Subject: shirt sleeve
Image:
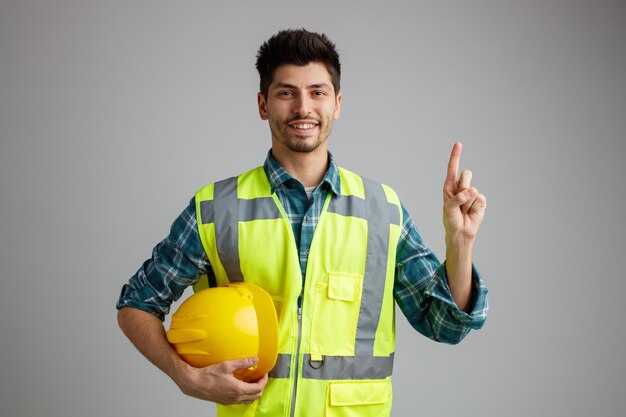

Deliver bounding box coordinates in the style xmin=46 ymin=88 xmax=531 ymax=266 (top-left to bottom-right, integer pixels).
xmin=115 ymin=197 xmax=213 ymax=321
xmin=393 ymin=203 xmax=489 ymax=344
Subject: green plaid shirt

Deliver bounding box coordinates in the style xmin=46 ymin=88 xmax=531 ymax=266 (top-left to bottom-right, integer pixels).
xmin=117 ymin=151 xmax=488 ymax=344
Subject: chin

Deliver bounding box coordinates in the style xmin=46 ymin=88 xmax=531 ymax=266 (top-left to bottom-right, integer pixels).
xmin=283 ymin=136 xmax=322 ymax=153
xmin=289 ymin=142 xmax=322 ymax=153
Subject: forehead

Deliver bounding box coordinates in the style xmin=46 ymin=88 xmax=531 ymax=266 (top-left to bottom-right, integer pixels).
xmin=270 ymin=63 xmax=334 ymax=90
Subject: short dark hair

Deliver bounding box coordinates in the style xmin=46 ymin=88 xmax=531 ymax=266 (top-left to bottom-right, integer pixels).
xmin=255 ymin=29 xmax=341 ymax=97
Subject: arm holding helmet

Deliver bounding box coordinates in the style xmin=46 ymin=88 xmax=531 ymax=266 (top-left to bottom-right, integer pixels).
xmin=117 ymin=307 xmax=267 ymax=404
xmin=116 ymin=200 xmax=268 ymax=404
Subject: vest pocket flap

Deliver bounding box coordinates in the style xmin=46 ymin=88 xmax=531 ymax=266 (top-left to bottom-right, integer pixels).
xmin=328 ymin=273 xmax=361 ymax=301
xmin=329 ymin=380 xmax=391 ymax=406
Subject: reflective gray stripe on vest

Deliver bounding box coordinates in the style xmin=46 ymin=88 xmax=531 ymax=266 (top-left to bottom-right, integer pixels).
xmin=201 ymin=177 xmax=282 ymax=282
xmin=239 ymin=198 xmax=282 ymax=221
xmin=327 ymin=195 xmax=367 ymax=219
xmin=352 ymin=179 xmax=397 ymax=357
xmin=327 ymin=194 xmax=400 ymax=226
xmin=212 ymin=177 xmax=243 ymax=282
xmin=200 ymin=200 xmax=215 ymax=223
xmin=200 ymin=198 xmax=281 ymax=224
xmin=269 ymin=353 xmax=394 ymax=380
xmin=268 ymin=353 xmax=291 ymax=378
xmin=303 ymin=353 xmax=394 ymax=380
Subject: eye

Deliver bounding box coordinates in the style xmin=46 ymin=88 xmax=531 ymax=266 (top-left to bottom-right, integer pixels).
xmin=278 ymin=90 xmax=294 ymax=97
xmin=313 ymin=90 xmax=326 ymax=96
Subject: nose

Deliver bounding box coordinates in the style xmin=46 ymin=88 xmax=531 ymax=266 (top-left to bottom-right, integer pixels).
xmin=293 ymin=94 xmax=312 ymax=117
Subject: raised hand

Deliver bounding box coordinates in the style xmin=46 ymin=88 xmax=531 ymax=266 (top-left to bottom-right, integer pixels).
xmin=443 ymin=142 xmax=487 ymax=246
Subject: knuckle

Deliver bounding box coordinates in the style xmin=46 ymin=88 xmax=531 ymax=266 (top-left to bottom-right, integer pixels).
xmin=229 ymin=385 xmax=245 ymax=396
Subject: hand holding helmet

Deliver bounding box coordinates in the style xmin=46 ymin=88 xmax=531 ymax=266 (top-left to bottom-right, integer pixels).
xmin=166 ymin=282 xmax=279 ymax=382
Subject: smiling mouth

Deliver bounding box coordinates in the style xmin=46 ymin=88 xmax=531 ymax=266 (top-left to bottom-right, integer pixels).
xmin=290 ymin=123 xmax=317 ymax=129
xmin=287 ymin=120 xmax=319 ymax=135
xmin=288 ymin=118 xmax=319 ymax=127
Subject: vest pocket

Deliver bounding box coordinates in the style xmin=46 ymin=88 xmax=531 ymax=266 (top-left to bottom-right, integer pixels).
xmin=310 ymin=272 xmax=363 ymax=355
xmin=217 ymin=400 xmax=257 ymax=417
xmin=326 ymin=380 xmax=392 ymax=417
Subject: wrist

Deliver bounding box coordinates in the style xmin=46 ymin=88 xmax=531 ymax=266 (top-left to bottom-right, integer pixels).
xmin=166 ymin=351 xmax=193 ymax=388
xmin=444 ymin=241 xmax=474 ymax=313
xmin=445 ymin=233 xmax=475 ymax=256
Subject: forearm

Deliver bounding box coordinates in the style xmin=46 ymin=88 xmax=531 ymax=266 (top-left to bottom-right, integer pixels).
xmin=445 ymin=237 xmax=474 ymax=312
xmin=117 ymin=307 xmax=187 ymax=384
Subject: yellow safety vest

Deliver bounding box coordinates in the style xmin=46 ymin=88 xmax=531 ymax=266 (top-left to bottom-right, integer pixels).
xmin=193 ymin=165 xmax=402 ymax=417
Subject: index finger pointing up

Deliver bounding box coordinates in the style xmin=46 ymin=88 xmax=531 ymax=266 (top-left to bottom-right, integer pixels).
xmin=446 ymin=142 xmax=463 ymax=182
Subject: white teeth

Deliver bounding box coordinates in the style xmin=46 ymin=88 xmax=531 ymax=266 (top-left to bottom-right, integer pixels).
xmin=290 ymin=123 xmax=316 ymax=129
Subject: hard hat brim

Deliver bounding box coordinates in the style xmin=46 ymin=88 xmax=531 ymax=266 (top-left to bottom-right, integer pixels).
xmin=227 ymin=282 xmax=279 ymax=382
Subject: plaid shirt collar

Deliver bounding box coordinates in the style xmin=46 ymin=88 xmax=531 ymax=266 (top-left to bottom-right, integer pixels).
xmin=263 ymin=149 xmax=341 ymax=196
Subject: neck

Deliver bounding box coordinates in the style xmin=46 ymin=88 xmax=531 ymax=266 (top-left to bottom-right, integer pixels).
xmin=271 ymin=145 xmax=329 ymax=187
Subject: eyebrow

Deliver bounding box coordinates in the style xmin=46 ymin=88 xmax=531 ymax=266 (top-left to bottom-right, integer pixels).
xmin=275 ymin=82 xmax=332 ymax=90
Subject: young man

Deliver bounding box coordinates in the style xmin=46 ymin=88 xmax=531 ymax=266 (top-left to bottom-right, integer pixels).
xmin=117 ymin=29 xmax=488 ymax=417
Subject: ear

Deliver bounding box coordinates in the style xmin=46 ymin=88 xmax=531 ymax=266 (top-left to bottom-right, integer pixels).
xmin=258 ymin=93 xmax=268 ymax=120
xmin=333 ymin=92 xmax=342 ymax=120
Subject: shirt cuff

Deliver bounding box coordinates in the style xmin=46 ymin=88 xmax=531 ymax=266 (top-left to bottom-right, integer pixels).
xmin=424 ymin=261 xmax=489 ymax=330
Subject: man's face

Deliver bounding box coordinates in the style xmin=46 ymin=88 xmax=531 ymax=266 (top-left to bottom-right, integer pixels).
xmin=258 ymin=63 xmax=342 ymax=154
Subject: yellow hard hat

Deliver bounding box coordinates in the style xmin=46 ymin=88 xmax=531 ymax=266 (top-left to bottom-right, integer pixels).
xmin=166 ymin=282 xmax=278 ymax=382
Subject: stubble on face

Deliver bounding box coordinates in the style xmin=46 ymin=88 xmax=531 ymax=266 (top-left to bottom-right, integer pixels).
xmin=269 ymin=113 xmax=332 ymax=153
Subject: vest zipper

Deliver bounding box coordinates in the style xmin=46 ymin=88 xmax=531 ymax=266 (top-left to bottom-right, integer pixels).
xmin=289 ymin=303 xmax=303 ymax=417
